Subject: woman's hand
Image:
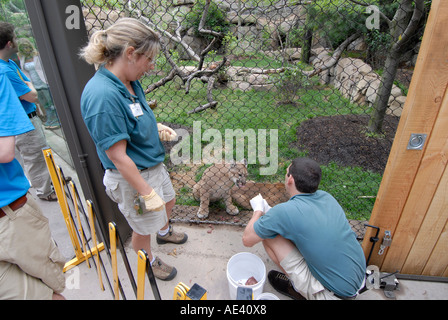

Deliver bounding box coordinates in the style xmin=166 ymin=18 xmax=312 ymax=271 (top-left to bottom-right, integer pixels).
xmin=157 ymin=123 xmax=177 ymax=141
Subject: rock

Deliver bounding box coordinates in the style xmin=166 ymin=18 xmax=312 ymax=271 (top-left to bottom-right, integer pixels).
xmin=366 ymin=79 xmax=381 ymax=104
xmin=387 ymin=95 xmax=406 ymax=117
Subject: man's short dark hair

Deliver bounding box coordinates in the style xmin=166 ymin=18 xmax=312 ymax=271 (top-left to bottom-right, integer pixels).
xmin=0 ymin=22 xmax=15 ymax=50
xmin=288 ymin=157 xmax=322 ymax=193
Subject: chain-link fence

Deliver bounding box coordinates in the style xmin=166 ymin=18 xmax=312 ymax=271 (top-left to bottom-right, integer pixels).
xmin=1 ymin=0 xmax=429 ymax=236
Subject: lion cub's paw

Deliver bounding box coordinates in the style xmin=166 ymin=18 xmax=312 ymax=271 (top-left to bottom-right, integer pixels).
xmin=197 ymin=209 xmax=209 ymax=219
xmin=226 ymin=206 xmax=239 ymax=216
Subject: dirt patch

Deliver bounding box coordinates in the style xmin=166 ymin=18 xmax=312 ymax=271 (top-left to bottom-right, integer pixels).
xmin=292 ymin=114 xmax=400 ymax=174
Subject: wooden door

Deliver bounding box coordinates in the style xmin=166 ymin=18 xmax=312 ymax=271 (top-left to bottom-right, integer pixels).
xmin=361 ymin=0 xmax=448 ymax=277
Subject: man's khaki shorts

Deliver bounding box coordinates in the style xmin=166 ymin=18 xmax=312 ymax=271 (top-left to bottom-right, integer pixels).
xmin=280 ymin=247 xmax=339 ymax=300
xmin=103 ymin=163 xmax=176 ymax=236
xmin=0 ymin=194 xmax=66 ymax=300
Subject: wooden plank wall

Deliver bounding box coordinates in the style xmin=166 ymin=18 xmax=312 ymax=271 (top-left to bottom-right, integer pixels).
xmin=361 ymin=0 xmax=448 ymax=277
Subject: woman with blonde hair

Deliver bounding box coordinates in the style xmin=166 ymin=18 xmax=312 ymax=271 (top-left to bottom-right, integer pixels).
xmin=80 ymin=18 xmax=186 ymax=281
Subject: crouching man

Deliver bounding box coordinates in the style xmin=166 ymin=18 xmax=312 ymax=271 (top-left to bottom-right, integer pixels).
xmin=243 ymin=157 xmax=365 ymax=300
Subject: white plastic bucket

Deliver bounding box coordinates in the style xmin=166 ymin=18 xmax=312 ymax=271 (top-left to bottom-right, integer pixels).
xmin=256 ymin=292 xmax=280 ymax=300
xmin=226 ymin=252 xmax=266 ymax=300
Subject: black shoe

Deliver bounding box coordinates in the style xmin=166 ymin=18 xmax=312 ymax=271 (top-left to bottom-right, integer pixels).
xmin=39 ymin=191 xmax=58 ymax=202
xmin=268 ymin=270 xmax=306 ymax=300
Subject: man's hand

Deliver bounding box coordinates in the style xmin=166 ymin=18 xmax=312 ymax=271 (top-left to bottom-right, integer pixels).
xmin=250 ymin=194 xmax=271 ymax=214
xmin=157 ymin=123 xmax=177 ymax=141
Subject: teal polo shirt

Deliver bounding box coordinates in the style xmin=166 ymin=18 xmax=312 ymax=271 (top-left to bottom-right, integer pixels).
xmin=254 ymin=190 xmax=366 ymax=297
xmin=81 ymin=67 xmax=165 ymax=170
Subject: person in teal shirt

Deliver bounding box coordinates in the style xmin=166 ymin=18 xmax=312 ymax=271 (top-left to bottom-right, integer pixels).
xmin=80 ymin=18 xmax=187 ymax=281
xmin=243 ymin=157 xmax=366 ymax=300
xmin=81 ymin=66 xmax=165 ymax=170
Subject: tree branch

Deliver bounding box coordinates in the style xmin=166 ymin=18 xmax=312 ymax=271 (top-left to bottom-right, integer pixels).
xmin=394 ymin=0 xmax=425 ymax=51
xmin=132 ymin=7 xmax=201 ymax=61
xmin=185 ymin=57 xmax=227 ymax=94
xmin=187 ymin=75 xmax=218 ymax=114
xmin=306 ymin=32 xmax=362 ymax=77
xmin=137 ymin=0 xmax=227 ymax=112
xmin=198 ymin=0 xmax=225 ymax=39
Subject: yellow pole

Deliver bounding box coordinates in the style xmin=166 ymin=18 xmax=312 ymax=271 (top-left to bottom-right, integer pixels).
xmin=69 ymin=181 xmax=90 ymax=268
xmin=137 ymin=250 xmax=148 ymax=300
xmin=42 ymin=148 xmax=105 ymax=273
xmin=87 ymin=200 xmax=104 ymax=291
xmin=42 ymin=149 xmax=82 ymax=261
xmin=109 ymin=222 xmax=119 ymax=300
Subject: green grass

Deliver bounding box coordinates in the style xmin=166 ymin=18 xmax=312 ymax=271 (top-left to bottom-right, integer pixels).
xmin=320 ymin=162 xmax=381 ymax=220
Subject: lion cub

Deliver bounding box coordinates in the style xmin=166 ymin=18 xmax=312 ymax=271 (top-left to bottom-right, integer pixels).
xmin=231 ymin=181 xmax=289 ymax=210
xmin=193 ymin=160 xmax=248 ymax=219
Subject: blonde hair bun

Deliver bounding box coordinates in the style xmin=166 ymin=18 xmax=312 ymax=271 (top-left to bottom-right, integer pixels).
xmin=80 ymin=17 xmax=160 ymax=66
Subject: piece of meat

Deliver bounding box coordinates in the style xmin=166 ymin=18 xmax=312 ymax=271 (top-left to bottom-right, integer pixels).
xmin=245 ymin=276 xmax=258 ymax=285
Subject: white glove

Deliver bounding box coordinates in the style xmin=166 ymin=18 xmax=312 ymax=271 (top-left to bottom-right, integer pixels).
xmin=262 ymin=199 xmax=272 ymax=213
xmin=250 ymin=193 xmax=271 ymax=213
xmin=157 ymin=123 xmax=177 ymax=141
xmin=141 ymin=189 xmax=166 ymax=212
xmin=250 ymin=194 xmax=264 ymax=212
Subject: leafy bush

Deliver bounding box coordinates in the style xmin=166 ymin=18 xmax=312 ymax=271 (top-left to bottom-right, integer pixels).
xmin=274 ymin=61 xmax=313 ymax=106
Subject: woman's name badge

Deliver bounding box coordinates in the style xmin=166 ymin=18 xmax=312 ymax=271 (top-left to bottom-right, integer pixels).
xmin=129 ymin=102 xmax=143 ymax=117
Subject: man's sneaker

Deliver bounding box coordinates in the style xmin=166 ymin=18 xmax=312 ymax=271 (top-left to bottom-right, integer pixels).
xmin=267 ymin=270 xmax=306 ymax=300
xmin=152 ymin=256 xmax=177 ymax=281
xmin=156 ymin=225 xmax=188 ymax=245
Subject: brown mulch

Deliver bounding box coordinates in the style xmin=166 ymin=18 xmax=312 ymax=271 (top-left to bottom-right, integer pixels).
xmin=292 ymin=114 xmax=400 ymax=174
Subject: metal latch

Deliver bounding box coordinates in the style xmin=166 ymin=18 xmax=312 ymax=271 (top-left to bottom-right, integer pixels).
xmin=378 ymin=230 xmax=392 ymax=255
xmin=380 ymin=271 xmax=400 ymax=299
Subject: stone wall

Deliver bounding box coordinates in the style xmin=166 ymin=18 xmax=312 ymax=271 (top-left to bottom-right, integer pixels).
xmin=311 ymin=49 xmax=406 ymax=117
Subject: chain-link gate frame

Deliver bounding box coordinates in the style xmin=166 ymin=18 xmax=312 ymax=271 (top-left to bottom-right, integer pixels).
xmin=79 ymin=0 xmax=428 ymax=238
xmin=1 ymin=0 xmax=429 ymax=239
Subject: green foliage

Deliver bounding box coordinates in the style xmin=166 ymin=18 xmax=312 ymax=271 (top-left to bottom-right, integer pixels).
xmin=183 ymin=0 xmax=230 ymax=40
xmin=307 ymin=0 xmax=368 ymax=48
xmin=0 ymin=0 xmax=33 ymax=41
xmin=365 ymin=28 xmax=392 ymax=52
xmin=273 ymin=61 xmax=313 ymax=105
xmin=306 ymin=0 xmax=399 ymax=50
